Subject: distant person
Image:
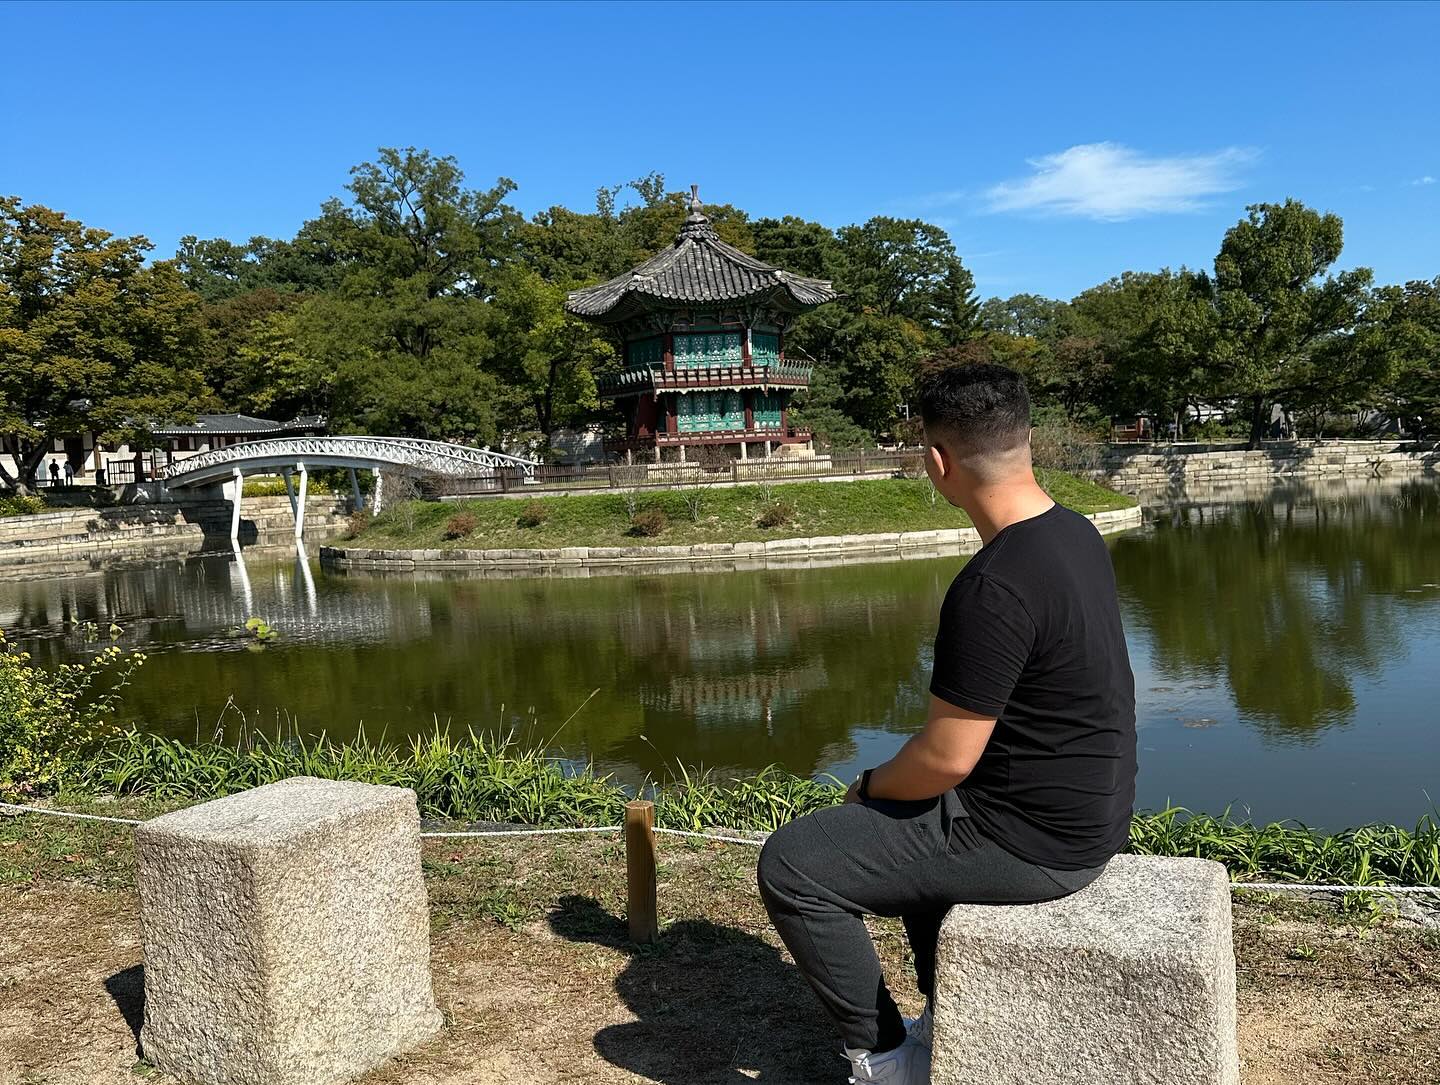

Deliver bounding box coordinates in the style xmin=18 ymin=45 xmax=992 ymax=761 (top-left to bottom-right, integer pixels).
xmin=48 ymin=461 xmax=60 ymax=488
xmin=63 ymin=461 xmax=75 ymax=486
xmin=758 ymin=362 xmax=1137 ymax=1085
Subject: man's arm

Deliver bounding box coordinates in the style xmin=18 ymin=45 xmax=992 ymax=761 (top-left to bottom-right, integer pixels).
xmin=846 ymin=694 xmax=996 ymax=803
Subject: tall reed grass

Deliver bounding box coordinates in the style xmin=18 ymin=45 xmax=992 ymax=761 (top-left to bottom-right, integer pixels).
xmin=85 ymin=728 xmax=1439 ymax=887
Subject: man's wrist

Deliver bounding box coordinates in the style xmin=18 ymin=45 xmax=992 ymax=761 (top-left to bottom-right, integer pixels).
xmin=858 ymin=768 xmax=875 ymax=801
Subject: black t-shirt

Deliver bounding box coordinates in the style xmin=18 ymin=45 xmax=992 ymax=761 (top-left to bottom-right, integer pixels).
xmin=929 ymin=504 xmax=1136 ymax=870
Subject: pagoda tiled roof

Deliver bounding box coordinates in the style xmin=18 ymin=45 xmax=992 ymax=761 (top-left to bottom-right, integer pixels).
xmin=565 ymin=193 xmax=838 ymax=322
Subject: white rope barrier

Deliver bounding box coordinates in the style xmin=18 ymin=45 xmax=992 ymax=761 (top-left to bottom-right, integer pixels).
xmin=654 ymin=827 xmax=770 ymax=847
xmin=0 ymin=802 xmax=145 ymax=826
xmin=419 ymin=826 xmax=621 ymax=839
xmin=1 ymin=802 xmax=1436 ymax=897
xmin=1231 ymin=882 xmax=1440 ymax=895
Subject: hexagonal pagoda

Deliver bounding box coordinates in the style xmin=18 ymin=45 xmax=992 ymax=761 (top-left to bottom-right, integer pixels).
xmin=564 ymin=187 xmax=839 ymax=461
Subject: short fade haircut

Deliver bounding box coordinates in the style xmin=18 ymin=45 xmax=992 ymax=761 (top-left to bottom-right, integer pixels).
xmin=915 ymin=361 xmax=1031 ymax=455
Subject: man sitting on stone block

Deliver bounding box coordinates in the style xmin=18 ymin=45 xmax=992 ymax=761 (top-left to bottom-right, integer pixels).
xmin=758 ymin=361 xmax=1137 ymax=1085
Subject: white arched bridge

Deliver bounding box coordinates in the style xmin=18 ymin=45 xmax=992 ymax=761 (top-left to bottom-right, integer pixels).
xmin=163 ymin=436 xmax=540 ymax=541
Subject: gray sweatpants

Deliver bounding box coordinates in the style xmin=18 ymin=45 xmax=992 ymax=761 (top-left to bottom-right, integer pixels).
xmin=757 ymin=789 xmax=1105 ymax=1052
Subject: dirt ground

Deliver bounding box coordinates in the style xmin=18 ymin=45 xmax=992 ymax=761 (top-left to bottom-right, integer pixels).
xmin=1 ymin=810 xmax=1437 ymax=1085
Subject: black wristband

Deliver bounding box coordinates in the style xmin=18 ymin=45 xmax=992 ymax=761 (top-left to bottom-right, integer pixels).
xmin=858 ymin=768 xmax=875 ymax=801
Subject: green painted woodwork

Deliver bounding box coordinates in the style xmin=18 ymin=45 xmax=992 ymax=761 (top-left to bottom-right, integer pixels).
xmin=677 ymin=390 xmax=745 ymax=433
xmin=753 ymin=391 xmax=784 ymax=431
xmin=674 ymin=331 xmax=742 ymax=369
xmin=752 ymin=332 xmax=780 ymax=367
xmin=628 ymin=336 xmax=663 ymax=370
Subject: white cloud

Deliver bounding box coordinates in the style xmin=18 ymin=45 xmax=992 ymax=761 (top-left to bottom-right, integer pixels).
xmin=984 ymin=142 xmax=1257 ymax=221
xmin=1411 ymin=175 xmax=1436 ymax=186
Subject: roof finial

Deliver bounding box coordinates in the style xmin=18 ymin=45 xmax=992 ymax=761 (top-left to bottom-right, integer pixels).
xmin=676 ymin=183 xmax=714 ymax=242
xmin=684 ymin=184 xmax=708 ymax=225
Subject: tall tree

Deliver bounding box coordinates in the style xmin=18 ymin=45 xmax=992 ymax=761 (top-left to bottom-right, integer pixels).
xmin=752 ymin=216 xmax=843 ymax=281
xmin=1211 ymin=199 xmax=1372 ymax=446
xmin=482 ymin=268 xmax=616 ymax=440
xmin=834 ymin=217 xmax=978 ymax=339
xmin=978 ymin=293 xmax=1071 ymax=340
xmin=292 ymin=148 xmax=521 ymax=442
xmin=1371 ymin=278 xmax=1440 ymax=436
xmin=0 ymin=199 xmax=208 ymax=491
xmin=1072 ymin=270 xmax=1216 ymax=430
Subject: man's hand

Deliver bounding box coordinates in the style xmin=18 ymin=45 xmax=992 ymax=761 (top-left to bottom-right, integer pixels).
xmin=860 ymin=695 xmax=998 ymax=802
xmin=844 ymin=777 xmax=863 ymax=804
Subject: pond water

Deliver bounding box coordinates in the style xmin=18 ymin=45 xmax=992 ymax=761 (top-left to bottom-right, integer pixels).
xmin=3 ymin=478 xmax=1437 ymax=830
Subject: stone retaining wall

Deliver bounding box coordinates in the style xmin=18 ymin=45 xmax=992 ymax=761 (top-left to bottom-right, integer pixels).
xmin=1097 ymin=439 xmax=1439 ymax=493
xmin=320 ymin=505 xmax=1141 ymax=576
xmin=0 ymin=495 xmax=350 ymax=563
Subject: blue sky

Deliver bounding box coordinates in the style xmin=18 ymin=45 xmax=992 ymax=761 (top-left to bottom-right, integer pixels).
xmin=3 ymin=0 xmax=1436 ymax=299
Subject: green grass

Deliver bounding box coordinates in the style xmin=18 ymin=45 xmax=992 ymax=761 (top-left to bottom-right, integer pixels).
xmin=72 ymin=728 xmax=1440 ymax=889
xmin=349 ymin=471 xmax=1136 ymax=550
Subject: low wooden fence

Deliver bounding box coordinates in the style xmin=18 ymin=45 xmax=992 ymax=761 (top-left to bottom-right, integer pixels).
xmin=427 ymin=449 xmax=928 ymax=498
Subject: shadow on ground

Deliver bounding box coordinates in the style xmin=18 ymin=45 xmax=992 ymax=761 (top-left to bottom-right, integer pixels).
xmin=548 ymin=895 xmax=841 ymax=1085
xmin=104 ymin=964 xmax=144 ymax=1056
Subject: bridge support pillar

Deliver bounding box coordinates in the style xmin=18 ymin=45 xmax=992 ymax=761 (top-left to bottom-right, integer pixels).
xmin=348 ymin=468 xmax=364 ymax=512
xmin=294 ymin=462 xmax=308 ymax=539
xmin=373 ymin=470 xmax=385 ymax=515
xmin=229 ymin=468 xmax=243 ymax=543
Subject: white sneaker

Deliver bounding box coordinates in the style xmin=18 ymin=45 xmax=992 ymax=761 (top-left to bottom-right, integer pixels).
xmin=844 ymin=1039 xmax=931 ymax=1085
xmin=903 ymin=1001 xmax=933 ymax=1048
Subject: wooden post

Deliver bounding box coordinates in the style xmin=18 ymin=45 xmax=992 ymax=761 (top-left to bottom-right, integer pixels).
xmin=625 ymin=800 xmax=659 ymax=944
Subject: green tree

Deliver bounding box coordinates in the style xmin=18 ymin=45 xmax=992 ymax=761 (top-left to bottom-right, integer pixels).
xmin=795 ymin=310 xmax=931 ymax=435
xmin=0 ymin=199 xmax=209 ymax=492
xmin=482 ymin=268 xmax=616 ymax=441
xmin=1211 ymin=200 xmax=1373 ymax=446
xmin=752 ymin=216 xmax=843 ymax=281
xmin=834 ymin=217 xmax=979 ymax=339
xmin=1072 ymin=270 xmax=1216 ymax=432
xmin=978 ymin=293 xmax=1072 ymax=340
xmin=292 ymin=148 xmax=520 ymax=442
xmin=1371 ymin=278 xmax=1440 ymax=436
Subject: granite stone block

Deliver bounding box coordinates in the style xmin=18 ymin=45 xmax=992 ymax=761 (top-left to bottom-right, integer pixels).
xmin=932 ymin=854 xmax=1238 ymax=1085
xmin=134 ymin=777 xmax=441 ymax=1085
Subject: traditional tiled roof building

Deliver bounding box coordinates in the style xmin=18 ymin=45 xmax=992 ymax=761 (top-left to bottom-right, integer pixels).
xmin=565 ymin=187 xmax=838 ymax=461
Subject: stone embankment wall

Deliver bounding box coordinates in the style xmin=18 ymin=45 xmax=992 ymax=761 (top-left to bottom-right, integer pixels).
xmin=1096 ymin=439 xmax=1438 ymax=493
xmin=0 ymin=495 xmax=350 ymax=564
xmin=321 ymin=506 xmax=1142 ymax=578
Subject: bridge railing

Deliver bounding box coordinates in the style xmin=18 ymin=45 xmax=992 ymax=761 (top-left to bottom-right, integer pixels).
xmin=162 ymin=436 xmax=539 ymax=485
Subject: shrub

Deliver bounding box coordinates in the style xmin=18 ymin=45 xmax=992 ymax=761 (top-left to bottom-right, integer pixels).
xmin=443 ymin=512 xmax=478 ymax=540
xmin=1030 ymin=415 xmax=1104 ymax=473
xmin=515 ymin=501 xmax=549 ymax=528
xmin=756 ymin=500 xmax=795 ymax=528
xmin=0 ymin=495 xmax=47 ymax=517
xmin=241 ymin=475 xmax=335 ymax=498
xmin=0 ymin=629 xmax=146 ymax=796
xmin=629 ymin=507 xmax=668 ymax=537
xmin=340 ymin=510 xmax=372 ymax=540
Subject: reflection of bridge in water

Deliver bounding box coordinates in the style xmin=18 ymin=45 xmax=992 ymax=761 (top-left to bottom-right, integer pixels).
xmin=163 ymin=436 xmax=541 ymax=540
xmin=0 ymin=549 xmax=430 ymax=651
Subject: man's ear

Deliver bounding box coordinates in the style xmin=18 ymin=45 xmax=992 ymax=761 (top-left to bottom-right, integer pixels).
xmin=926 ymin=441 xmax=949 ymax=480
